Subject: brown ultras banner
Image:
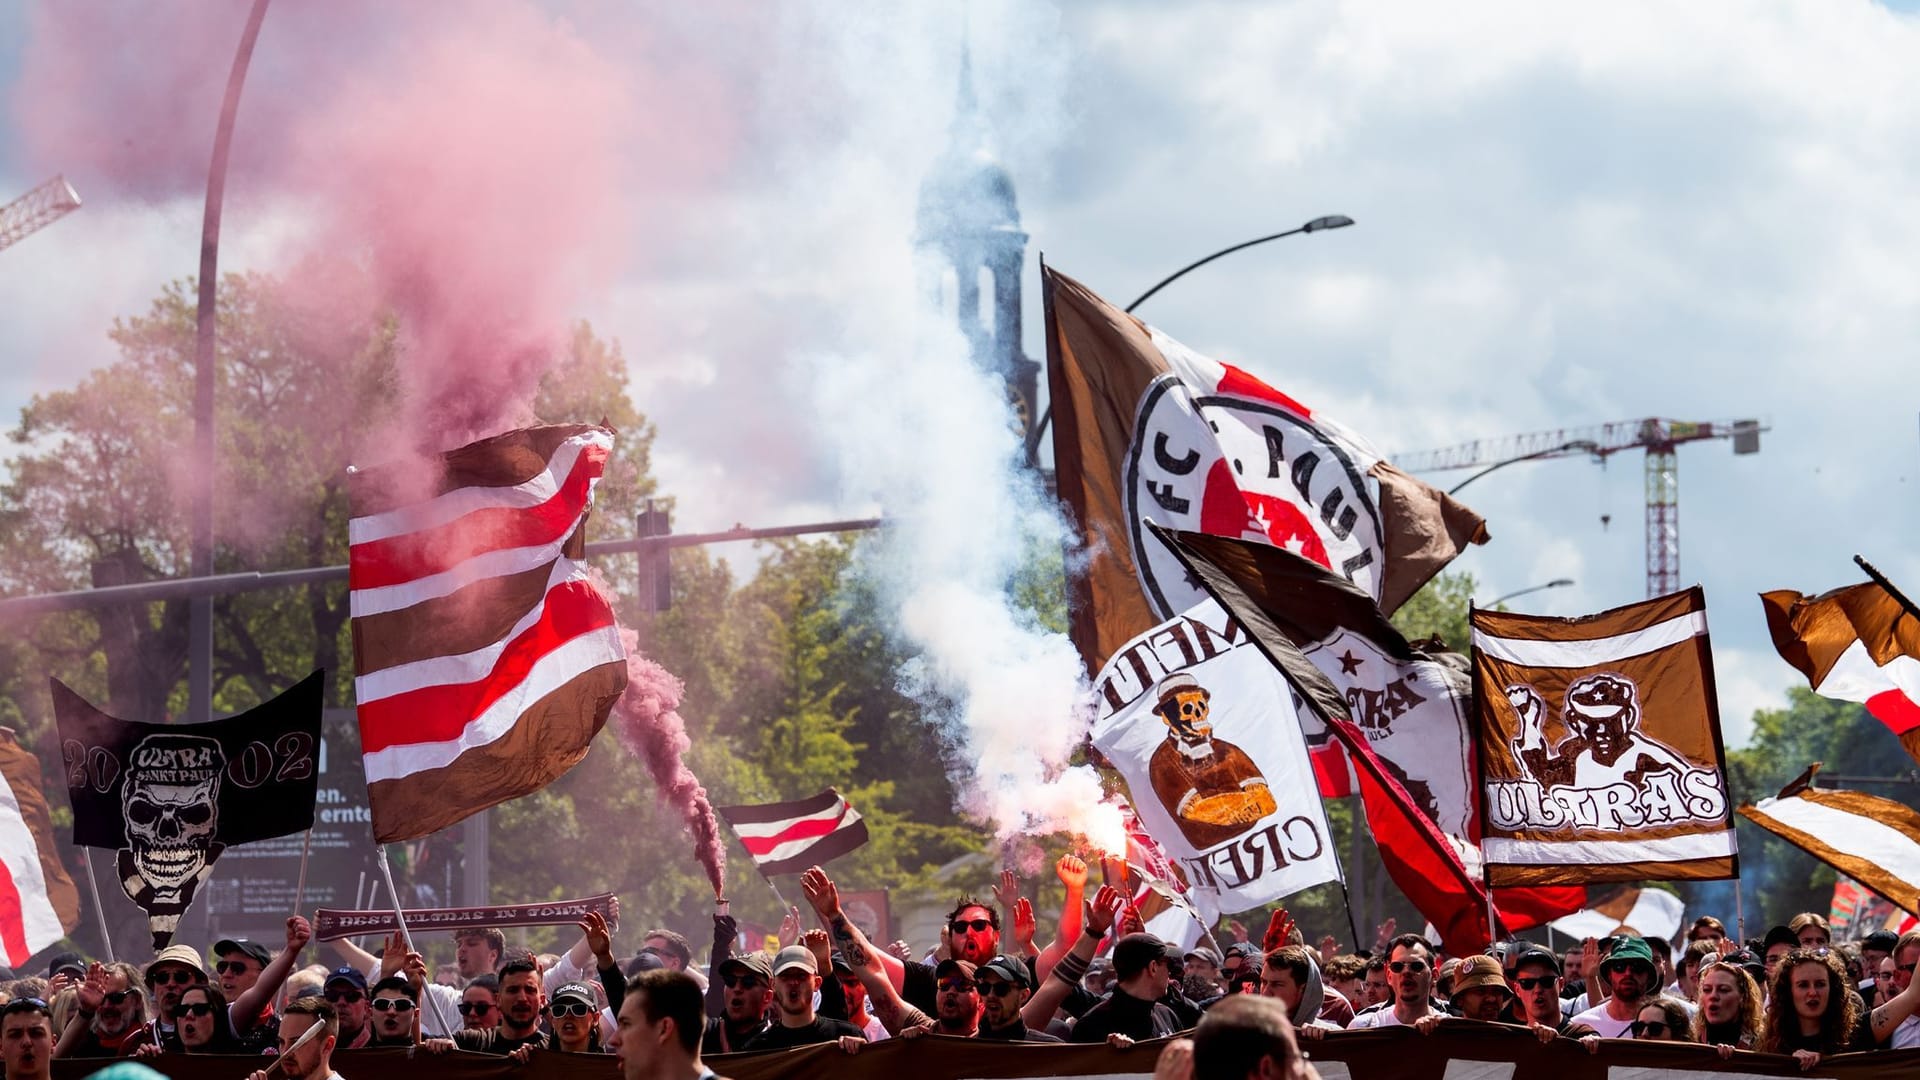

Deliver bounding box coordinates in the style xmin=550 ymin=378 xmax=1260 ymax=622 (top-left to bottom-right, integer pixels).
xmin=1041 ymin=265 xmax=1487 ymax=674
xmin=1472 ymin=587 xmax=1738 ymax=886
xmin=67 ymin=1026 xmax=1920 ymax=1080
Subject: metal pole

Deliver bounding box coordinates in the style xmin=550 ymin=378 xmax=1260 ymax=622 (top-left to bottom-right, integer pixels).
xmin=81 ymin=850 xmax=115 ymax=963
xmin=0 ymin=518 xmax=886 ymax=620
xmin=188 ymin=0 xmax=273 ymax=725
xmin=291 ymin=828 xmax=313 ymax=918
xmin=375 ymin=845 xmax=457 ymax=1035
xmin=462 ymin=810 xmax=489 ymax=907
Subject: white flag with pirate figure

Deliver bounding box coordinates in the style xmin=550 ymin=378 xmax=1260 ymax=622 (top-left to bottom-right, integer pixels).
xmin=1090 ymin=602 xmax=1341 ymax=913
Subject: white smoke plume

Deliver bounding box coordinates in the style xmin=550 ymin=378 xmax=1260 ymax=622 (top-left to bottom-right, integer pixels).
xmin=790 ymin=3 xmax=1127 ymax=852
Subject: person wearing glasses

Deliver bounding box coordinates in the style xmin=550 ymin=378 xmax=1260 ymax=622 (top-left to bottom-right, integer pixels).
xmin=1510 ymin=947 xmax=1595 ymax=1040
xmin=3 ymin=998 xmax=56 ymax=1080
xmin=698 ymin=953 xmax=772 ymax=1054
xmin=1346 ymin=935 xmax=1442 ymax=1029
xmin=214 ymin=937 xmax=278 ymax=1053
xmin=364 ymin=977 xmax=420 ymax=1048
xmin=1690 ymin=960 xmax=1764 ymax=1055
xmin=1567 ymin=937 xmax=1659 ymax=1038
xmin=147 ymin=984 xmax=243 ymax=1054
xmin=1868 ymin=929 xmax=1920 ymax=1049
xmin=973 ymin=955 xmax=1059 ymax=1042
xmin=546 ymin=982 xmax=604 ymax=1053
xmin=1628 ymin=996 xmax=1690 ymax=1042
xmin=922 ymin=959 xmax=982 ymax=1037
xmin=319 ymin=969 xmax=373 ymax=1048
xmin=52 ymin=962 xmax=150 ymax=1058
xmin=458 ymin=974 xmax=501 ymax=1032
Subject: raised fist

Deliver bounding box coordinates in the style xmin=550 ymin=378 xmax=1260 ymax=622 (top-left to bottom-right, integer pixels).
xmin=1507 ymin=685 xmax=1547 ymax=747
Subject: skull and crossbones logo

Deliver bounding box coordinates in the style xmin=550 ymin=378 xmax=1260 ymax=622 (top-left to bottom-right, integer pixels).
xmin=116 ymin=733 xmax=226 ymax=944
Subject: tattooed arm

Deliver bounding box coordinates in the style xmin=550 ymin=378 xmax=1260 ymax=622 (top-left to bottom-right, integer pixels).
xmin=1870 ymin=953 xmax=1920 ymax=1043
xmin=802 ymin=865 xmax=930 ymax=1036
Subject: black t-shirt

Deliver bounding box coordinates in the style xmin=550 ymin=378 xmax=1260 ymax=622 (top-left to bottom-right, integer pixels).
xmin=741 ymin=1017 xmax=865 ymax=1051
xmin=903 ymin=961 xmax=938 ymax=1015
xmin=1068 ymin=990 xmax=1181 ymax=1044
xmin=977 ymin=1021 xmax=1063 ymax=1043
xmin=453 ymin=1027 xmax=551 ymax=1055
xmin=701 ymin=1016 xmax=768 ymax=1056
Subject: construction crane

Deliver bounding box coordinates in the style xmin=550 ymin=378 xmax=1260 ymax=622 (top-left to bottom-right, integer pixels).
xmin=0 ymin=175 xmax=82 ymax=253
xmin=1396 ymin=418 xmax=1765 ymax=598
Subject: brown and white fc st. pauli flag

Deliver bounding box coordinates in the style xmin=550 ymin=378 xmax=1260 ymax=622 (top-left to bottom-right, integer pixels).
xmin=1740 ymin=768 xmax=1920 ymax=919
xmin=1041 ymin=265 xmax=1487 ymax=674
xmin=1472 ymin=587 xmax=1737 ymax=886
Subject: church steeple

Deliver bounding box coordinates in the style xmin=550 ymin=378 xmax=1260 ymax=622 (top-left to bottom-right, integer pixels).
xmin=915 ymin=42 xmax=1038 ymax=437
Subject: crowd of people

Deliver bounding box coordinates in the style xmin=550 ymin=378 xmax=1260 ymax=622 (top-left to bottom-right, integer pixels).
xmin=2 ymin=865 xmax=1918 ymax=1080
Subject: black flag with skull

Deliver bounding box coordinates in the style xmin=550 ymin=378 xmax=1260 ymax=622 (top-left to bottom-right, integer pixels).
xmin=51 ymin=672 xmax=324 ymax=947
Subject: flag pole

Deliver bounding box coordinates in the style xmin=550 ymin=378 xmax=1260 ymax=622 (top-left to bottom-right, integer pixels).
xmin=80 ymin=849 xmax=115 ymax=963
xmin=291 ymin=828 xmax=313 ymax=918
xmin=1855 ymin=555 xmax=1920 ymax=622
xmin=375 ymin=844 xmax=457 ymax=1036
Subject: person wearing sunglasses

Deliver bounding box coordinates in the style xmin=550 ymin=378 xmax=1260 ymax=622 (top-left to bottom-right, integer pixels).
xmin=1628 ymin=996 xmax=1690 ymax=1043
xmin=1867 ymin=929 xmax=1920 ymax=1050
xmin=1508 ymin=948 xmax=1592 ymax=1042
xmin=1567 ymin=936 xmax=1659 ymax=1038
xmin=2 ymin=997 xmax=55 ymax=1080
xmin=459 ymin=974 xmax=501 ymax=1034
xmin=365 ymin=977 xmax=420 ymax=1048
xmin=213 ymin=937 xmax=280 ymax=1053
xmin=928 ymin=959 xmax=982 ymax=1037
xmin=973 ymin=955 xmax=1059 ymax=1043
xmin=1347 ymin=934 xmax=1443 ymax=1029
xmin=546 ymin=982 xmax=604 ymax=1054
xmin=140 ymin=943 xmax=206 ymax=1046
xmin=52 ymin=962 xmax=150 ymax=1059
xmin=320 ymin=967 xmax=373 ymax=1048
xmin=141 ymin=984 xmax=242 ymax=1055
xmin=698 ymin=953 xmax=772 ymax=1054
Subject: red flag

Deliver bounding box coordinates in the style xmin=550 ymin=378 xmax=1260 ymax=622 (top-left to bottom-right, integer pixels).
xmin=1149 ymin=523 xmax=1580 ymax=951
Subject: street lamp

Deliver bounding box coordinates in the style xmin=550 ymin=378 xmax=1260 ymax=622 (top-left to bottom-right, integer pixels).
xmin=1448 ymin=440 xmax=1599 ymax=496
xmin=1025 ymin=214 xmax=1355 ymax=463
xmin=1488 ymin=578 xmax=1575 ymax=607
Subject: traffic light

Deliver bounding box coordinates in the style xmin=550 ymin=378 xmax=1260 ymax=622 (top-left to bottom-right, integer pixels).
xmin=636 ymin=499 xmax=672 ymax=613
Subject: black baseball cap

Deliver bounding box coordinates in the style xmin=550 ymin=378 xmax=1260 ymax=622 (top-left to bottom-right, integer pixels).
xmin=1864 ymin=930 xmax=1900 ymax=954
xmin=1762 ymin=925 xmax=1797 ymax=952
xmin=214 ymin=939 xmax=272 ymax=967
xmin=978 ymin=955 xmax=1031 ymax=988
xmin=1508 ymin=946 xmax=1562 ymax=976
xmin=1113 ymin=933 xmax=1181 ymax=977
xmin=324 ymin=966 xmax=368 ymax=992
xmin=46 ymin=952 xmax=85 ymax=979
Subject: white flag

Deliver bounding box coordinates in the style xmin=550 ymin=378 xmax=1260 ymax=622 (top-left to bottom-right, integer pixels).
xmin=1091 ymin=602 xmax=1341 ymax=913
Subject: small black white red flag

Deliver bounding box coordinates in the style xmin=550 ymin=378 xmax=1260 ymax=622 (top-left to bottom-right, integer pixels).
xmin=717 ymin=790 xmax=868 ymax=875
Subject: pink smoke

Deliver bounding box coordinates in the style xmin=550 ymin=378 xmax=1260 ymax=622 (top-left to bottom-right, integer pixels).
xmin=609 ymin=627 xmax=727 ymax=896
xmin=10 ymin=0 xmax=737 ymax=451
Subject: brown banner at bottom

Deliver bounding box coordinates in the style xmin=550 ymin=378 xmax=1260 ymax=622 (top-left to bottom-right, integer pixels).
xmin=310 ymin=893 xmax=616 ymax=942
xmin=61 ymin=1023 xmax=1920 ymax=1080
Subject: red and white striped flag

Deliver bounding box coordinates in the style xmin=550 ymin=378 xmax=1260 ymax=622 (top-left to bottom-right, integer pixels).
xmin=0 ymin=729 xmax=80 ymax=965
xmin=349 ymin=425 xmax=628 ymax=844
xmin=1763 ymin=581 xmax=1920 ymax=764
xmin=717 ymin=790 xmax=868 ymax=876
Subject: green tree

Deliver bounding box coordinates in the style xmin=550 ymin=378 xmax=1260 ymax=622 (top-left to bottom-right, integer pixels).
xmin=1390 ymin=571 xmax=1477 ymax=653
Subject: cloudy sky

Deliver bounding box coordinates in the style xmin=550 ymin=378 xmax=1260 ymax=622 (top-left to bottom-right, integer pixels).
xmin=5 ymin=1 xmax=1920 ymax=747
